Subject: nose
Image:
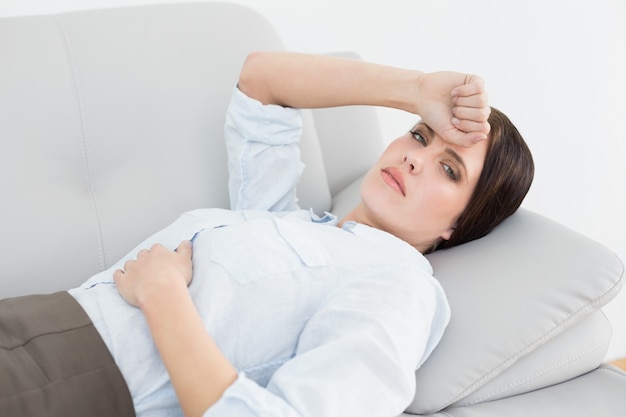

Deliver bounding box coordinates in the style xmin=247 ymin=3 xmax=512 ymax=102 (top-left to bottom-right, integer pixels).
xmin=404 ymin=148 xmax=424 ymax=174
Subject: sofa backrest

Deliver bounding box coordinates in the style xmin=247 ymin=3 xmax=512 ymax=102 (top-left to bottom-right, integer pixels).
xmin=0 ymin=3 xmax=334 ymax=297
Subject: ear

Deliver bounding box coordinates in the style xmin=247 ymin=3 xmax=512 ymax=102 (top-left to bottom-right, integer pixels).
xmin=440 ymin=226 xmax=455 ymax=241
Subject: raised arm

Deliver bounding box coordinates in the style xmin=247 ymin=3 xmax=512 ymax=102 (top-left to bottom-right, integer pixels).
xmin=237 ymin=51 xmax=490 ymax=146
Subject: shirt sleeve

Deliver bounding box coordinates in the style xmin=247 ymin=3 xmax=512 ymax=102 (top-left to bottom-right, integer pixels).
xmin=203 ymin=265 xmax=450 ymax=417
xmin=224 ymin=86 xmax=304 ymax=212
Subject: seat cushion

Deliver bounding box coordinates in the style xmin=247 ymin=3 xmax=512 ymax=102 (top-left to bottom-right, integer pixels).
xmin=421 ymin=365 xmax=626 ymax=417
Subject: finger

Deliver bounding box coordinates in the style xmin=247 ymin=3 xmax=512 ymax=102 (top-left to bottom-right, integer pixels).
xmin=451 ymin=75 xmax=485 ymax=97
xmin=137 ymin=249 xmax=149 ymax=259
xmin=123 ymin=259 xmax=135 ymax=271
xmin=446 ymin=130 xmax=489 ymax=147
xmin=452 ymin=106 xmax=491 ymax=123
xmin=452 ymin=116 xmax=490 ymax=134
xmin=150 ymin=243 xmax=166 ymax=252
xmin=461 ymin=131 xmax=489 ymax=144
xmin=451 ymin=118 xmax=491 ymax=138
xmin=113 ymin=269 xmax=124 ymax=282
xmin=175 ymin=240 xmax=193 ymax=258
xmin=452 ymin=93 xmax=489 ymax=109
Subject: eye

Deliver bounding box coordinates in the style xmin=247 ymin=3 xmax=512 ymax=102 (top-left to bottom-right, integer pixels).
xmin=410 ymin=130 xmax=427 ymax=146
xmin=442 ymin=163 xmax=458 ymax=181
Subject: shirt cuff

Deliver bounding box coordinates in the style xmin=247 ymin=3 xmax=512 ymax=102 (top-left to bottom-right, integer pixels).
xmin=229 ymin=86 xmax=303 ymax=146
xmin=203 ymin=372 xmax=300 ymax=417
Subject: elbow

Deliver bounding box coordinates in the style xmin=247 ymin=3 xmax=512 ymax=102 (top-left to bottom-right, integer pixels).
xmin=237 ymin=51 xmax=273 ymax=104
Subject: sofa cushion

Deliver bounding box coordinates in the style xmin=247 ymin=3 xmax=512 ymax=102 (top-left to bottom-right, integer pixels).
xmin=406 ymin=208 xmax=624 ymax=414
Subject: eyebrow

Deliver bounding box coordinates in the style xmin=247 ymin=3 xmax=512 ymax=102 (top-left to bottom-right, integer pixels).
xmin=445 ymin=148 xmax=466 ymax=172
xmin=419 ymin=122 xmax=467 ymax=177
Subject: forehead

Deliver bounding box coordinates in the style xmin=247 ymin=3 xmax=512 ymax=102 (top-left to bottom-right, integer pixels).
xmin=416 ymin=121 xmax=488 ymax=183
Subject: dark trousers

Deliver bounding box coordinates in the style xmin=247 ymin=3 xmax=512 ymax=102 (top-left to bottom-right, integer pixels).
xmin=0 ymin=291 xmax=136 ymax=417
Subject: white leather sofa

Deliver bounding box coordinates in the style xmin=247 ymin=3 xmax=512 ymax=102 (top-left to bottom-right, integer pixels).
xmin=1 ymin=3 xmax=625 ymax=416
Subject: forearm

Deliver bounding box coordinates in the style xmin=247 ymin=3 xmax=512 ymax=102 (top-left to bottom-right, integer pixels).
xmin=237 ymin=51 xmax=490 ymax=146
xmin=114 ymin=242 xmax=236 ymax=416
xmin=139 ymin=282 xmax=237 ymax=417
xmin=238 ymin=51 xmax=422 ymax=112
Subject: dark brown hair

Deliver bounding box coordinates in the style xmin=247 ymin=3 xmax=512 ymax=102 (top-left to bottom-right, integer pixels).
xmin=431 ymin=107 xmax=534 ymax=252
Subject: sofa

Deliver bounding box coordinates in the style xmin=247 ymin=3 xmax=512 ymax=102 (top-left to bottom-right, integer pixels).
xmin=1 ymin=3 xmax=625 ymax=416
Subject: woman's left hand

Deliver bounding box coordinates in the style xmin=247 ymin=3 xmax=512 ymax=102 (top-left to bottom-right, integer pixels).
xmin=113 ymin=240 xmax=193 ymax=308
xmin=416 ymin=71 xmax=491 ymax=147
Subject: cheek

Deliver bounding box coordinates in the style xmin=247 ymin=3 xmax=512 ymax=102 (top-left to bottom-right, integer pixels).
xmin=361 ymin=164 xmax=392 ymax=196
xmin=359 ymin=172 xmax=388 ymax=212
xmin=409 ymin=183 xmax=469 ymax=222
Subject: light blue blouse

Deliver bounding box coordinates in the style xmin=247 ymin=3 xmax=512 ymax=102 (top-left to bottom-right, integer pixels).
xmin=69 ymin=88 xmax=450 ymax=417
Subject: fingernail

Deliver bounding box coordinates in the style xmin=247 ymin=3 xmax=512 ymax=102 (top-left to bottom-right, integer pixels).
xmin=451 ymin=117 xmax=460 ymax=125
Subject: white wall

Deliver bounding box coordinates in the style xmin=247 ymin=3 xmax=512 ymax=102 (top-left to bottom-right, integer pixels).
xmin=2 ymin=0 xmax=625 ymax=360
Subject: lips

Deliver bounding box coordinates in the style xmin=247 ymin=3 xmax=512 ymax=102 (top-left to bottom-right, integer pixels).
xmin=381 ymin=168 xmax=405 ymax=196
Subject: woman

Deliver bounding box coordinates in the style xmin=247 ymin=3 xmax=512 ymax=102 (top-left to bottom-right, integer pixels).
xmin=1 ymin=52 xmax=533 ymax=417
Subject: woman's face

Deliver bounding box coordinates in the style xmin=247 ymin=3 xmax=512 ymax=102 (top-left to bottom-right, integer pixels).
xmin=355 ymin=122 xmax=488 ymax=252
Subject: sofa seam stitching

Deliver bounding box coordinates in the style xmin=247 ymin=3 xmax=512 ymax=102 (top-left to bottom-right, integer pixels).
xmin=53 ymin=14 xmax=108 ymax=270
xmin=459 ymin=338 xmax=608 ymax=406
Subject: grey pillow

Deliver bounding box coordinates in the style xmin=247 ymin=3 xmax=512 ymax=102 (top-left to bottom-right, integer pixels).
xmin=407 ymin=208 xmax=624 ymax=414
